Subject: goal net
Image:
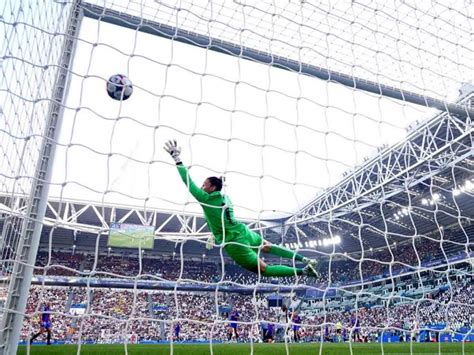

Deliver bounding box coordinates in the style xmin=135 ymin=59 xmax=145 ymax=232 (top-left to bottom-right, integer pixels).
xmin=0 ymin=0 xmax=473 ymax=354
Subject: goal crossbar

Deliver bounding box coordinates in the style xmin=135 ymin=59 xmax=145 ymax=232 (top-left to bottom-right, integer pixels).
xmin=81 ymin=2 xmax=474 ymax=119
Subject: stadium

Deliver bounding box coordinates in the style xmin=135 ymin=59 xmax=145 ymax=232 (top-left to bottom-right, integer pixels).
xmin=0 ymin=1 xmax=473 ymax=354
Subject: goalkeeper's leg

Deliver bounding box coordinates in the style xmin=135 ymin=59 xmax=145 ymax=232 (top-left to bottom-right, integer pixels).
xmin=260 ymin=240 xmax=309 ymax=263
xmin=260 ymin=240 xmax=319 ymax=276
xmin=257 ymin=258 xmax=318 ymax=277
xmin=226 ymin=242 xmax=316 ymax=277
xmin=243 ymin=227 xmax=319 ymax=275
xmin=241 ymin=227 xmax=317 ymax=264
xmin=226 ymin=240 xmax=304 ymax=277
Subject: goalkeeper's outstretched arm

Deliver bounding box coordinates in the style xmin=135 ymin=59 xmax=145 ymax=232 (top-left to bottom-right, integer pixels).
xmin=164 ymin=139 xmax=222 ymax=249
xmin=164 ymin=139 xmax=211 ymax=203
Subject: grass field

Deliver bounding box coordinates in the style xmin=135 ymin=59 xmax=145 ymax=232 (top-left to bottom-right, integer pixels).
xmin=18 ymin=342 xmax=474 ymax=355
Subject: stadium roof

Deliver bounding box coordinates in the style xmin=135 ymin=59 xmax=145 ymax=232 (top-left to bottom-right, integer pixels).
xmin=1 ymin=91 xmax=471 ymax=257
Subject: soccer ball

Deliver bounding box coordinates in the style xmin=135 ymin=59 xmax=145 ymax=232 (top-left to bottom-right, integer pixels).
xmin=106 ymin=74 xmax=133 ymax=101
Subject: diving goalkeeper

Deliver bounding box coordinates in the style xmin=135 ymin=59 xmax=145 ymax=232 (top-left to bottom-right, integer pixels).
xmin=164 ymin=140 xmax=318 ymax=277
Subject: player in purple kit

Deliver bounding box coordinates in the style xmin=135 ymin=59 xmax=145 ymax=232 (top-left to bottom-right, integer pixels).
xmin=265 ymin=322 xmax=274 ymax=343
xmin=174 ymin=322 xmax=181 ymax=341
xmin=324 ymin=324 xmax=330 ymax=342
xmin=292 ymin=312 xmax=302 ymax=342
xmin=30 ymin=302 xmax=52 ymax=345
xmin=228 ymin=310 xmax=239 ymax=342
xmin=351 ymin=313 xmax=361 ymax=342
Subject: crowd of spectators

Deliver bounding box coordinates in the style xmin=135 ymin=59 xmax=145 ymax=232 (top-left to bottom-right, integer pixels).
xmin=33 ymin=234 xmax=472 ymax=287
xmin=20 ymin=281 xmax=472 ymax=344
xmin=34 ymin=251 xmax=84 ymax=276
xmin=22 ymin=230 xmax=472 ymax=344
xmin=300 ymin=283 xmax=473 ymax=342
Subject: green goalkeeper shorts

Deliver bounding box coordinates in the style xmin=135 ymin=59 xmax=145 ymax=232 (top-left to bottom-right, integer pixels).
xmin=223 ymin=224 xmax=263 ymax=272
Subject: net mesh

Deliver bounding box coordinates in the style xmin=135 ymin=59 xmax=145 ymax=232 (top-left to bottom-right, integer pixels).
xmin=0 ymin=0 xmax=473 ymax=353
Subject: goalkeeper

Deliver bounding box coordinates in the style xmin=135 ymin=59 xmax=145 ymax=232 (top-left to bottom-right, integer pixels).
xmin=164 ymin=140 xmax=318 ymax=277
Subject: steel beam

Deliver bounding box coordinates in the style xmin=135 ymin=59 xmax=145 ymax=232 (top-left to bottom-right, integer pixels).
xmin=288 ymin=105 xmax=472 ymax=225
xmin=80 ymin=3 xmax=473 ymax=119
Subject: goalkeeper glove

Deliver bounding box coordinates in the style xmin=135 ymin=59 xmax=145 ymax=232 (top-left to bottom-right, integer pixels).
xmin=164 ymin=139 xmax=182 ymax=164
xmin=206 ymin=235 xmax=215 ymax=250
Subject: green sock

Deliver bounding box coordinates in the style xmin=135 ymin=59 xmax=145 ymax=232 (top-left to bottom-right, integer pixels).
xmin=268 ymin=245 xmax=306 ymax=262
xmin=262 ymin=265 xmax=303 ymax=277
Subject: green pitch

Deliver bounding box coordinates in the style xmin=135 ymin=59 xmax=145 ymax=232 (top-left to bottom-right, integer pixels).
xmin=18 ymin=342 xmax=474 ymax=355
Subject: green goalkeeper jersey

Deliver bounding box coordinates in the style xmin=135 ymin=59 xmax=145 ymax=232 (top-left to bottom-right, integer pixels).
xmin=176 ymin=163 xmax=242 ymax=244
